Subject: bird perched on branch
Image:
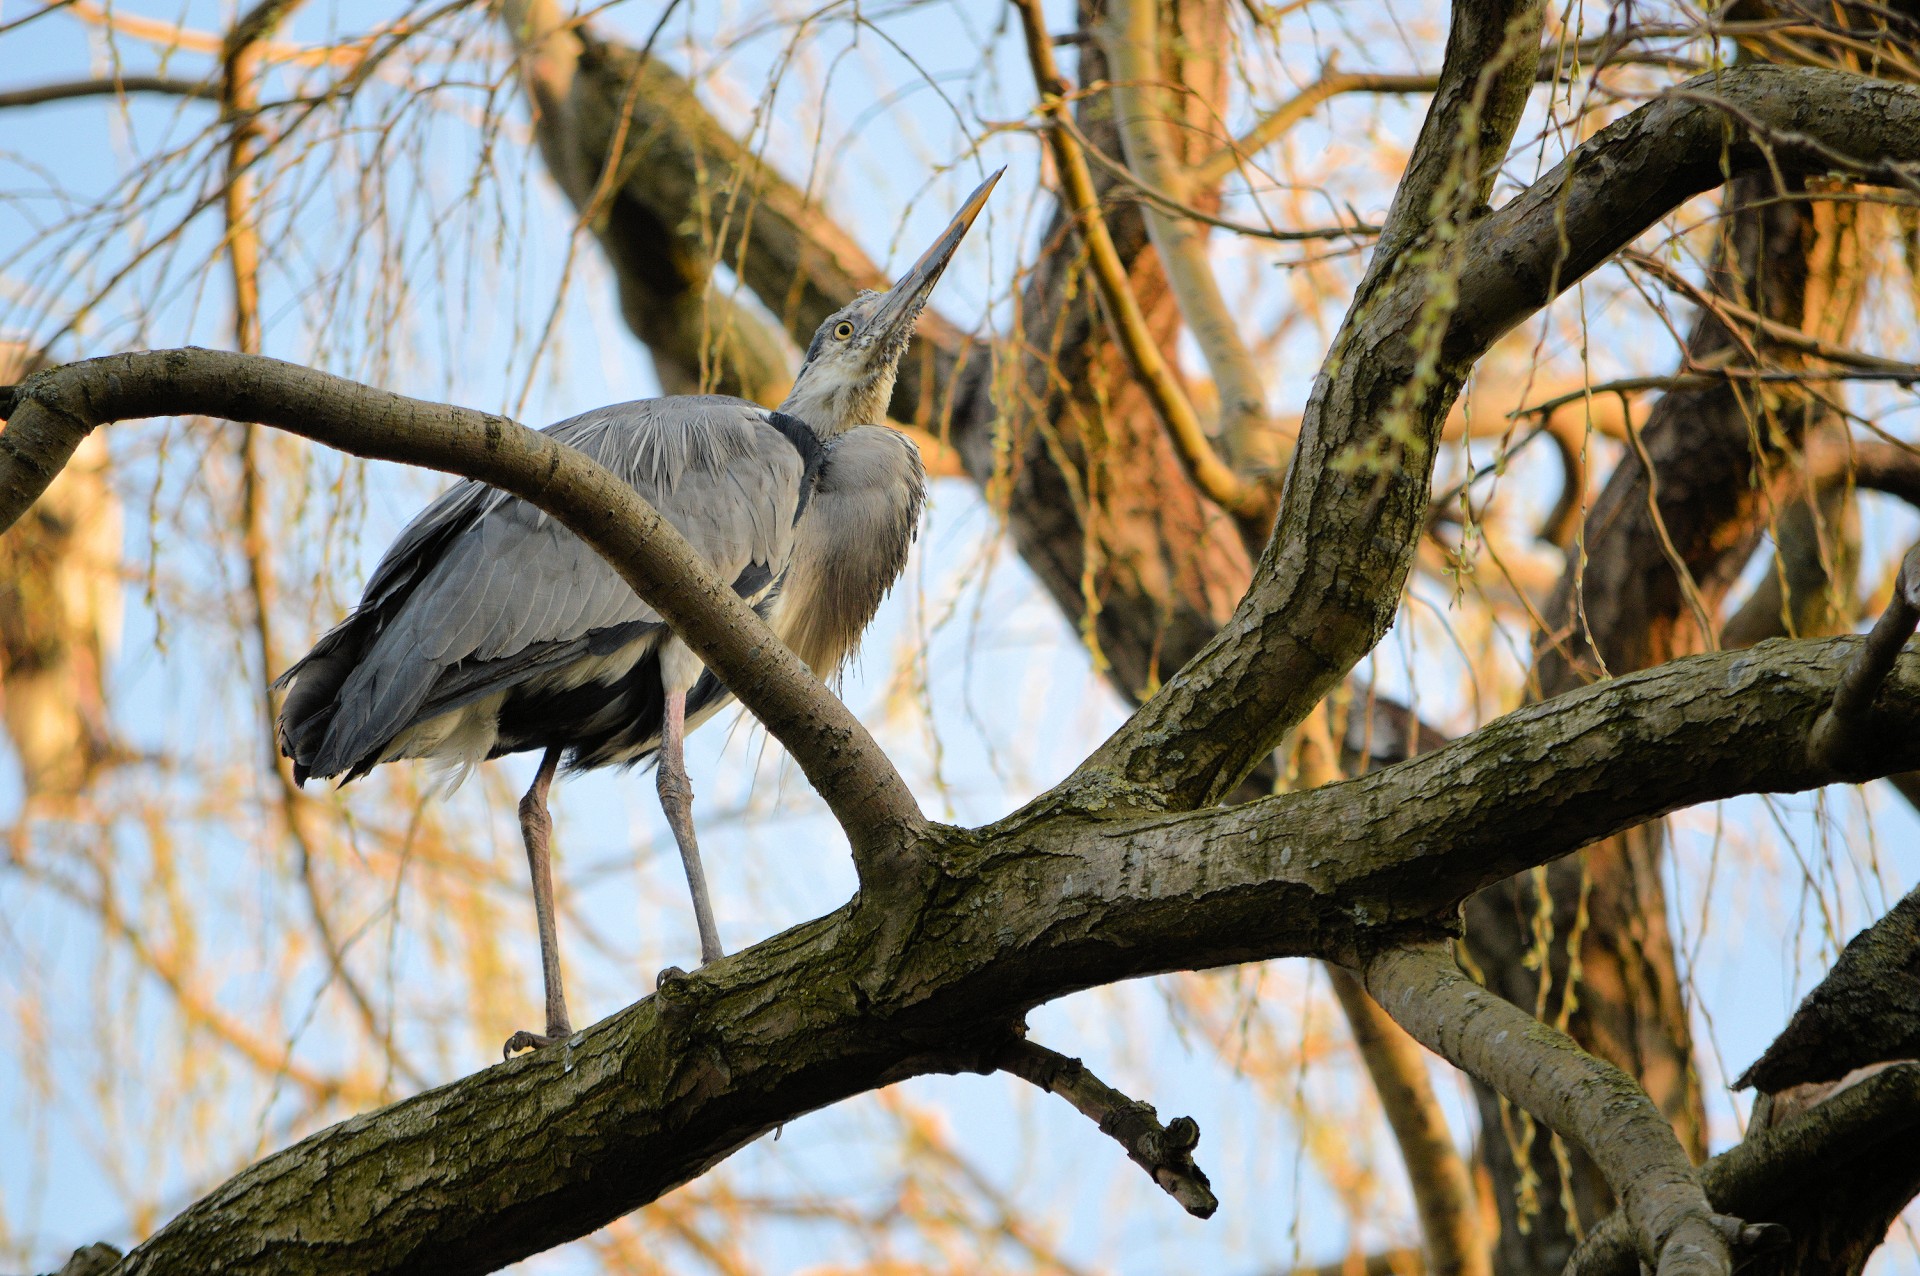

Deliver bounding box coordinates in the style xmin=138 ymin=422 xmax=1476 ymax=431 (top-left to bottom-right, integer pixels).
xmin=277 ymin=169 xmax=999 ymax=1055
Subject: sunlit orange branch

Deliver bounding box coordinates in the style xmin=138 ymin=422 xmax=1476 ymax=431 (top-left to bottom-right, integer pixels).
xmin=1011 ymin=0 xmax=1275 ymax=527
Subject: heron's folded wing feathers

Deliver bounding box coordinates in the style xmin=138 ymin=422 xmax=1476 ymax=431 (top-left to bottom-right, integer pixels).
xmin=303 ymin=397 xmax=806 ymax=778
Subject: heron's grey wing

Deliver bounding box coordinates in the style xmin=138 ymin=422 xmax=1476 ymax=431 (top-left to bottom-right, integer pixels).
xmin=773 ymin=425 xmax=926 ymax=677
xmin=275 ymin=476 xmax=495 ymax=773
xmin=303 ymin=397 xmax=807 ymax=779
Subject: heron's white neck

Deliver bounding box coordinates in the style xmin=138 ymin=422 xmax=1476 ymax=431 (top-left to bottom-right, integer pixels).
xmin=776 ymin=361 xmax=900 ymax=437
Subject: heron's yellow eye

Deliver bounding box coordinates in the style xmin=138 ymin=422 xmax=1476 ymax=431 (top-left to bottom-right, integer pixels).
xmin=833 ymin=320 xmax=855 ymax=340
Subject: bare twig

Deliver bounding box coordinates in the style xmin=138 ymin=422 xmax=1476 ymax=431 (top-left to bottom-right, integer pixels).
xmin=1058 ymin=108 xmax=1376 ymax=243
xmin=1623 ymin=249 xmax=1916 ymax=373
xmin=997 ymin=1038 xmax=1217 ymax=1218
xmin=1190 ymin=34 xmax=1707 ymax=187
xmin=1365 ymin=943 xmax=1732 ymax=1276
xmin=0 ymin=75 xmax=217 ymax=108
xmin=0 ymin=350 xmax=926 ymax=879
xmin=1808 ymin=543 xmax=1920 ymax=775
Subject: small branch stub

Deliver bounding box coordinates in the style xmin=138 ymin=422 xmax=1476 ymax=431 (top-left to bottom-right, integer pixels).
xmin=998 ymin=1038 xmax=1218 ymax=1218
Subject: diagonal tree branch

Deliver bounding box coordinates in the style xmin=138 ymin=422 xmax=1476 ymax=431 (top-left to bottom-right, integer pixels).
xmin=1568 ymin=1062 xmax=1920 ymax=1276
xmin=1363 ymin=943 xmax=1730 ymax=1276
xmin=0 ymin=75 xmax=219 ymax=108
xmin=997 ymin=1037 xmax=1217 ymax=1218
xmin=1326 ymin=965 xmax=1488 ymax=1276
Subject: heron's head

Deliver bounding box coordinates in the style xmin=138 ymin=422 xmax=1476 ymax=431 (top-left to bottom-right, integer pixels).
xmin=779 ymin=169 xmax=1001 ymax=435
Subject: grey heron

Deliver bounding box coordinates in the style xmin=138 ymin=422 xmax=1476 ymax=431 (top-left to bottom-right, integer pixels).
xmin=276 ymin=170 xmax=999 ymax=1055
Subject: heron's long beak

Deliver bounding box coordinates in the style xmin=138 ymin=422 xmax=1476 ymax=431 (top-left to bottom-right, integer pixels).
xmin=870 ymin=168 xmax=1003 ymax=339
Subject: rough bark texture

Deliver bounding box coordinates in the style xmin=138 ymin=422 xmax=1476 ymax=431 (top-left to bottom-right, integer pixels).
xmin=1076 ymin=64 xmax=1918 ymax=813
xmin=1738 ymin=887 xmax=1920 ymax=1093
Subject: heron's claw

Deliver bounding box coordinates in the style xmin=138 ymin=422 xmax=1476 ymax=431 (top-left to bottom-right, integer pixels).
xmin=502 ymin=1026 xmax=571 ymax=1059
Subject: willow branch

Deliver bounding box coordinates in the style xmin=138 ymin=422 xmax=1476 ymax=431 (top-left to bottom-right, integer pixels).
xmin=1192 ymin=70 xmax=1450 ymax=187
xmin=0 ymin=75 xmax=218 ymax=108
xmin=998 ymin=1038 xmax=1217 ymax=1218
xmin=1104 ymin=0 xmax=1275 ymax=471
xmin=1295 ymin=705 xmax=1485 ymax=1276
xmin=1061 ymin=112 xmax=1376 ymax=243
xmin=1011 ymin=0 xmax=1273 ymax=526
xmin=0 ymin=350 xmax=925 ymax=874
xmin=1189 ymin=36 xmax=1695 ymax=187
xmin=84 ymin=635 xmax=1920 ymax=1275
xmin=1624 ymin=248 xmax=1916 ymax=372
xmin=1364 ymin=943 xmax=1729 ymax=1276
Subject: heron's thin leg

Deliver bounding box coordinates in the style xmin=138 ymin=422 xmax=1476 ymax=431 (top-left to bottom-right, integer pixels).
xmin=658 ymin=689 xmax=724 ymax=964
xmin=504 ymin=746 xmax=572 ymax=1057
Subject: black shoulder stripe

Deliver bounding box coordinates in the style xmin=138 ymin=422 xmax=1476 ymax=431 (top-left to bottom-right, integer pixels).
xmin=765 ymin=410 xmax=828 ymax=523
xmin=731 ymin=561 xmax=775 ymax=600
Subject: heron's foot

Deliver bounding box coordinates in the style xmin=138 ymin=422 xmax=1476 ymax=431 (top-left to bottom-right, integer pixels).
xmin=502 ymin=1022 xmax=574 ymax=1059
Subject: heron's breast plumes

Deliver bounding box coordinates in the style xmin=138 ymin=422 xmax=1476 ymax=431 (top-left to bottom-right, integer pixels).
xmin=775 ymin=426 xmax=926 ymax=677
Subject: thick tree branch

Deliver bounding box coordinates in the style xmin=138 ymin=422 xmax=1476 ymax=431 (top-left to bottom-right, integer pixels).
xmin=997 ymin=1038 xmax=1217 ymax=1218
xmin=0 ymin=350 xmax=925 ymax=873
xmin=1073 ymin=64 xmax=1920 ymax=813
xmin=93 ymin=634 xmax=1920 ymax=1274
xmin=1363 ymin=944 xmax=1729 ymax=1276
xmin=1737 ymin=886 xmax=1920 ymax=1094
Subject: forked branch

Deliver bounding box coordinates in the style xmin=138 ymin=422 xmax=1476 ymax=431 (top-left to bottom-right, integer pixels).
xmin=1072 ymin=64 xmax=1920 ymax=814
xmin=1567 ymin=1065 xmax=1920 ymax=1276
